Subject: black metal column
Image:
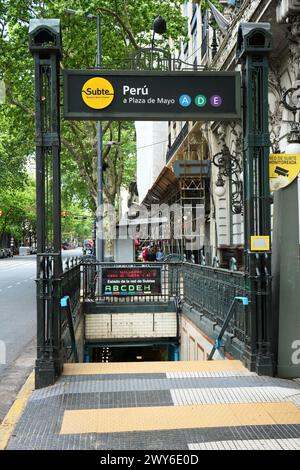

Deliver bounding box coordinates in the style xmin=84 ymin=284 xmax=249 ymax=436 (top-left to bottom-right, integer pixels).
xmin=29 ymin=20 xmax=63 ymax=388
xmin=237 ymin=23 xmax=274 ymax=375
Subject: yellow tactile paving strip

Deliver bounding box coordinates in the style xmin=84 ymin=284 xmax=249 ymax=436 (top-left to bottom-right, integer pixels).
xmin=63 ymin=360 xmax=246 ymax=376
xmin=0 ymin=371 xmax=34 ymax=450
xmin=60 ymin=402 xmax=300 ymax=435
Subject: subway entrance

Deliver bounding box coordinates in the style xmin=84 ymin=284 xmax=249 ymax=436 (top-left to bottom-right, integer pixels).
xmin=87 ymin=343 xmax=179 ymax=363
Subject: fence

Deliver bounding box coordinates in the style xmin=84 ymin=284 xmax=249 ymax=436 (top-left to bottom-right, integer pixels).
xmin=182 ymin=263 xmax=252 ymax=343
xmin=59 ymin=260 xmax=255 ymax=358
xmin=60 ymin=259 xmax=82 ymax=361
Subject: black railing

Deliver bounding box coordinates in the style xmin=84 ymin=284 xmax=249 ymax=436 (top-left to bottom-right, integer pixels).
xmin=97 ymin=48 xmax=206 ymax=73
xmin=60 ymin=262 xmax=81 ymax=362
xmin=166 ymin=123 xmax=188 ymax=163
xmin=182 ymin=263 xmax=251 ymax=343
xmin=58 ymin=259 xmax=259 ymax=367
xmin=80 ymin=260 xmax=250 ymax=345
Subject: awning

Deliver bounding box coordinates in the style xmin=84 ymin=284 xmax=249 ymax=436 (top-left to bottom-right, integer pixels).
xmin=142 ymin=166 xmax=178 ymax=208
xmin=208 ymin=1 xmax=230 ymax=33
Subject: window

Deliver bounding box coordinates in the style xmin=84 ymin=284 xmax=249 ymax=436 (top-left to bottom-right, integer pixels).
xmin=192 ymin=3 xmax=197 ymax=18
xmin=192 ymin=22 xmax=198 ymax=56
xmin=184 ymin=40 xmax=189 ymax=61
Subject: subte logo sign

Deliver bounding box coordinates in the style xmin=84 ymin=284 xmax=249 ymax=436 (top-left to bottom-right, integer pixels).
xmin=81 ymin=77 xmax=114 ymax=109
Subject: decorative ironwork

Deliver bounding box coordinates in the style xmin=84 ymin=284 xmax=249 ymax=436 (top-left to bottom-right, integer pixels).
xmin=29 ymin=19 xmax=63 ymax=388
xmin=182 ymin=263 xmax=251 ymax=343
xmin=281 ymin=83 xmax=300 ymax=144
xmin=237 ymin=22 xmax=273 ymax=375
xmin=281 ymin=84 xmax=300 ymax=113
xmin=98 ymin=47 xmax=207 ymax=73
xmin=212 ymin=144 xmax=243 ymax=214
xmin=60 ymin=262 xmax=81 ymax=362
xmin=211 ymin=28 xmax=218 ymax=58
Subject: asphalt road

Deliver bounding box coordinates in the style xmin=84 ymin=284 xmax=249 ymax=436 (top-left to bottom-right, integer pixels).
xmin=0 ymin=256 xmax=36 ymax=372
xmin=0 ymin=248 xmax=82 ymax=420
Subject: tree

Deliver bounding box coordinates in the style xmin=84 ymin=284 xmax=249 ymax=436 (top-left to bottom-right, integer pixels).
xmin=0 ymin=176 xmax=36 ymax=246
xmin=61 ymin=206 xmax=93 ymax=243
xmin=0 ymin=1 xmax=186 ymax=213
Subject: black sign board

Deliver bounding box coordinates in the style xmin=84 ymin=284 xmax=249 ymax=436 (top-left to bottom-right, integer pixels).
xmin=64 ymin=70 xmax=241 ymax=121
xmin=101 ymin=266 xmax=162 ymax=296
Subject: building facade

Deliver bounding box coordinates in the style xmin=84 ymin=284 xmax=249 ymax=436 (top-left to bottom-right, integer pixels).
xmin=135 ymin=0 xmax=300 ymax=365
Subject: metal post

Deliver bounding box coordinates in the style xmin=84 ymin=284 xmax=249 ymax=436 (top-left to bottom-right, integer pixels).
xmin=96 ymin=14 xmax=104 ymax=262
xmin=151 ymin=30 xmax=155 ymax=69
xmin=211 ymin=28 xmax=218 ymax=58
xmin=29 ymin=19 xmax=63 ymax=388
xmin=237 ymin=24 xmax=274 ymax=375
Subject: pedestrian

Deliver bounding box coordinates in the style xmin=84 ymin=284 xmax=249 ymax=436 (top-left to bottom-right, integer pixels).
xmin=147 ymin=246 xmax=156 ymax=262
xmin=156 ymin=247 xmax=164 ymax=261
xmin=142 ymin=246 xmax=148 ymax=262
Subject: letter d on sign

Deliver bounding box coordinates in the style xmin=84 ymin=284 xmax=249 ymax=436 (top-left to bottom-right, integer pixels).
xmin=291 ymin=340 xmax=300 ymax=365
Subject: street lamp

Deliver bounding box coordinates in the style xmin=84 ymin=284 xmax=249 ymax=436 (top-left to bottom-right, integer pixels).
xmin=151 ymin=15 xmax=167 ymax=68
xmin=65 ymin=9 xmax=103 ymax=261
xmin=212 ymin=144 xmax=243 ymax=214
xmin=214 ymin=174 xmax=226 ymax=197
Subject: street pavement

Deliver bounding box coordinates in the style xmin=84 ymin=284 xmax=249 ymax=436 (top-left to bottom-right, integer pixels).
xmin=0 ymin=256 xmax=36 ymax=373
xmin=6 ymin=360 xmax=300 ymax=450
xmin=0 ymin=248 xmax=82 ymax=421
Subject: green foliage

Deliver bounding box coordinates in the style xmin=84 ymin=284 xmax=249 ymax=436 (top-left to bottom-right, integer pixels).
xmin=0 ymin=107 xmax=31 ymax=190
xmin=0 ymin=176 xmax=36 ymax=243
xmin=200 ymin=0 xmax=224 ymax=12
xmin=0 ymin=1 xmax=186 ymax=241
xmin=0 ymin=175 xmax=93 ymax=244
xmin=0 ymin=0 xmax=233 ymax=248
xmin=61 ymin=205 xmax=93 ymax=242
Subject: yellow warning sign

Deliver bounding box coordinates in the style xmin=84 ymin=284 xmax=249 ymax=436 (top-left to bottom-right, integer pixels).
xmin=250 ymin=236 xmax=270 ymax=252
xmin=270 ymin=153 xmax=300 ymax=191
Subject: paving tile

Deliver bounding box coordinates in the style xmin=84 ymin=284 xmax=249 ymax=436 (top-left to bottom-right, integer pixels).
xmin=6 ymin=360 xmax=300 ymax=450
xmin=171 ymin=386 xmax=300 ymax=405
xmin=188 ymin=438 xmax=300 ymax=450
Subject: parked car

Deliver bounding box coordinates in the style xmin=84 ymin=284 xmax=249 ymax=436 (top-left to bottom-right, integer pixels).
xmin=4 ymin=248 xmax=13 ymax=258
xmin=0 ymin=248 xmax=13 ymax=258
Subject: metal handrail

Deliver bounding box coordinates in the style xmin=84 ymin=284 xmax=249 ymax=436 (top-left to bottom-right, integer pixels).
xmin=207 ymin=296 xmax=249 ymax=360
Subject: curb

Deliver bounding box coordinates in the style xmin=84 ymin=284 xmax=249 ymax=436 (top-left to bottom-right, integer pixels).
xmin=0 ymin=371 xmax=34 ymax=450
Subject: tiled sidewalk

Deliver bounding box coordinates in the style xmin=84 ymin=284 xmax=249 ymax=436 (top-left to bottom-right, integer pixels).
xmin=6 ymin=360 xmax=300 ymax=450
